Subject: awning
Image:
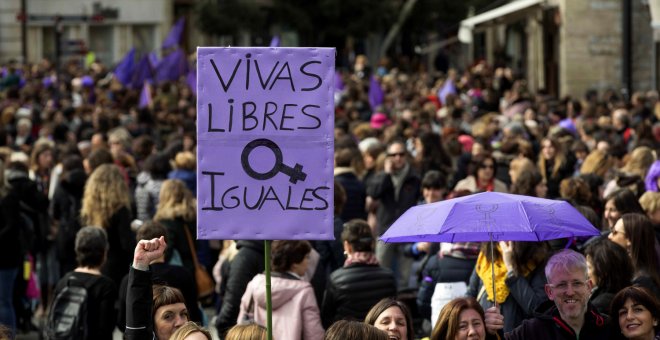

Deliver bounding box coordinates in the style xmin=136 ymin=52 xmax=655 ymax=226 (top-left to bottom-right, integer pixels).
xmin=459 ymin=0 xmax=545 ymax=44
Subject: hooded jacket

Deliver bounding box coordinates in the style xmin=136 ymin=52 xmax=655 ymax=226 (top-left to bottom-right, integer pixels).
xmin=505 ymin=301 xmax=610 ymax=340
xmin=238 ymin=273 xmax=324 ymax=340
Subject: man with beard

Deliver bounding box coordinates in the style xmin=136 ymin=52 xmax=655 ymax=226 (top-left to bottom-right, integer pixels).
xmin=485 ymin=249 xmax=611 ymax=339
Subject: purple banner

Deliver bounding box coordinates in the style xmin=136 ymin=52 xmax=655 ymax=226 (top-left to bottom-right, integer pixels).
xmin=196 ymin=47 xmax=335 ymax=240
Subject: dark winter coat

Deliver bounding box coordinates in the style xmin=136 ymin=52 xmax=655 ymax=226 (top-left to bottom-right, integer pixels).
xmin=215 ymin=240 xmax=265 ymax=335
xmin=54 ymin=271 xmax=117 ymax=340
xmin=505 ymin=301 xmax=610 ymax=340
xmin=366 ymin=169 xmax=421 ymax=235
xmin=124 ymin=267 xmax=156 ymax=340
xmin=101 ymin=206 xmax=135 ymax=286
xmin=321 ymin=263 xmax=396 ymax=328
xmin=417 ymin=255 xmax=477 ymax=319
xmin=334 ymin=168 xmax=367 ymax=221
xmin=51 ymin=168 xmax=86 ymax=274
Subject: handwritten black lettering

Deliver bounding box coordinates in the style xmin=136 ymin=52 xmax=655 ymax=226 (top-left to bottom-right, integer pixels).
xmin=279 ymin=104 xmax=296 ymax=131
xmin=207 ymin=103 xmax=225 ymax=132
xmin=300 ymin=61 xmax=322 ymax=91
xmin=263 ymin=101 xmax=278 ymax=131
xmin=243 ymin=186 xmax=264 ymax=210
xmin=242 ymin=101 xmax=258 ymax=131
xmin=221 ymin=185 xmax=240 ymax=209
xmin=255 ymin=60 xmax=280 ymax=90
xmin=201 ymin=171 xmax=225 ymax=210
xmin=210 ymin=58 xmax=241 ymax=92
xmin=312 ymin=186 xmax=330 ymax=210
xmin=269 ymin=62 xmax=295 ymax=91
xmin=300 ymin=104 xmax=322 ymax=130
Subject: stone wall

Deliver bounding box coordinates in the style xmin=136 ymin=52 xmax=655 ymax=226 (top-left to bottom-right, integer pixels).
xmin=560 ymin=0 xmax=622 ymax=97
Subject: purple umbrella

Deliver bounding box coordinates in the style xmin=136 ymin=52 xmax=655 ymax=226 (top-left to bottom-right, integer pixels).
xmin=381 ymin=192 xmax=600 ymax=302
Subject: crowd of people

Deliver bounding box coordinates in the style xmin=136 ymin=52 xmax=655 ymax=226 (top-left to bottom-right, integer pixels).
xmin=1 ymin=48 xmax=660 ymax=340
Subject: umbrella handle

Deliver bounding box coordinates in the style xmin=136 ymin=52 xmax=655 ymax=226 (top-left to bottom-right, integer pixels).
xmin=490 ymin=236 xmax=496 ymax=304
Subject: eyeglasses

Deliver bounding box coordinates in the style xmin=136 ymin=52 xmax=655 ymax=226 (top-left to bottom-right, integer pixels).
xmin=547 ymin=280 xmax=589 ymax=293
xmin=610 ymin=228 xmax=625 ymax=236
xmin=479 ymin=164 xmax=495 ymax=169
xmin=387 ymin=152 xmax=406 ymax=158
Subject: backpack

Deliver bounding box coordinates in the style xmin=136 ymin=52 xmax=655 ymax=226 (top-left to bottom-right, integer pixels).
xmin=46 ymin=275 xmax=93 ymax=340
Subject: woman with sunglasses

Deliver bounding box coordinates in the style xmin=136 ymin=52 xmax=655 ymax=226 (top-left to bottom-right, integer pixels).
xmin=454 ymin=154 xmax=507 ymax=193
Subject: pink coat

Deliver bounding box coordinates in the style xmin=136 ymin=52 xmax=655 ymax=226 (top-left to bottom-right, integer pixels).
xmin=237 ymin=273 xmax=325 ymax=340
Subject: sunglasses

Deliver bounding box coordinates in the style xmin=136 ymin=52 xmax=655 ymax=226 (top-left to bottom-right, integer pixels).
xmin=387 ymin=152 xmax=406 ymax=158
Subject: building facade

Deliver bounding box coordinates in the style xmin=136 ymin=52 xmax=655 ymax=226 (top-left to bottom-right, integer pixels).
xmin=0 ymin=0 xmax=172 ymax=65
xmin=459 ymin=0 xmax=657 ymax=98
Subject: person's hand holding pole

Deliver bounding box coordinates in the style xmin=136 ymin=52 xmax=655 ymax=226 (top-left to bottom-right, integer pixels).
xmin=484 ymin=304 xmax=504 ymax=334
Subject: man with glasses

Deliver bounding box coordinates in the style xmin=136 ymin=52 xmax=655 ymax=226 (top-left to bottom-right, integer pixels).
xmin=485 ymin=249 xmax=611 ymax=339
xmin=366 ymin=139 xmax=421 ymax=289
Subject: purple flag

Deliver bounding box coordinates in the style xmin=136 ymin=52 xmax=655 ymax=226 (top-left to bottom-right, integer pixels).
xmin=155 ymin=48 xmax=188 ymax=83
xmin=334 ymin=70 xmax=344 ymax=92
xmin=149 ymin=52 xmax=159 ymax=69
xmin=438 ymin=77 xmax=457 ymax=105
xmin=196 ymin=47 xmax=335 ymax=240
xmin=115 ymin=48 xmax=136 ymax=86
xmin=269 ymin=35 xmax=280 ymax=47
xmin=162 ymin=17 xmax=185 ymax=50
xmin=139 ymin=81 xmax=152 ymax=109
xmin=131 ymin=54 xmax=153 ymax=89
xmin=368 ymin=75 xmax=384 ymax=109
xmin=187 ymin=67 xmax=196 ymax=95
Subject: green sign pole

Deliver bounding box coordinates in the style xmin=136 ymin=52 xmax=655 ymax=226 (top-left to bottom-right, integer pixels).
xmin=264 ymin=240 xmax=272 ymax=340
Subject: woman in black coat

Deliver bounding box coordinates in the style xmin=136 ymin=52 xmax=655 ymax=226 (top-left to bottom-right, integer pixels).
xmin=583 ymin=237 xmax=634 ymax=314
xmin=321 ymin=219 xmax=396 ymax=328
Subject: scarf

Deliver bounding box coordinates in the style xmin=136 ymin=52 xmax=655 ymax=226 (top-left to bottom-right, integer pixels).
xmin=475 ymin=245 xmax=537 ymax=304
xmin=475 ymin=249 xmax=509 ymax=304
xmin=344 ymin=251 xmax=379 ymax=267
xmin=391 ymin=162 xmax=410 ymax=201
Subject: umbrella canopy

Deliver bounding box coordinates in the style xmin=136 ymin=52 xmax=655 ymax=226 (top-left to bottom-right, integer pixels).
xmin=381 ymin=192 xmax=600 ymax=243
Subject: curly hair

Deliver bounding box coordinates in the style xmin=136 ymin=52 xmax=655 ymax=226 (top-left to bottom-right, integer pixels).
xmin=81 ymin=164 xmax=131 ymax=228
xmin=154 ymin=179 xmax=196 ymax=221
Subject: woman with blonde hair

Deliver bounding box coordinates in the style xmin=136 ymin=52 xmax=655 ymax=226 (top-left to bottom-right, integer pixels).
xmin=508 ymin=156 xmax=535 ymax=185
xmin=169 ymin=321 xmax=212 ymax=340
xmin=580 ymin=149 xmax=614 ymax=178
xmin=537 ymin=137 xmax=573 ymax=198
xmin=225 ymin=323 xmax=266 ymax=340
xmin=81 ymin=163 xmax=133 ymax=284
xmin=168 ymin=151 xmax=197 ymax=195
xmin=153 ymin=179 xmax=202 ymax=275
xmin=603 ymin=146 xmax=655 ymax=198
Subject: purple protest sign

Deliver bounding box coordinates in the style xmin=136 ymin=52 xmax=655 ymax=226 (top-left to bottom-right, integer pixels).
xmin=196 ymin=47 xmax=335 ymax=240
